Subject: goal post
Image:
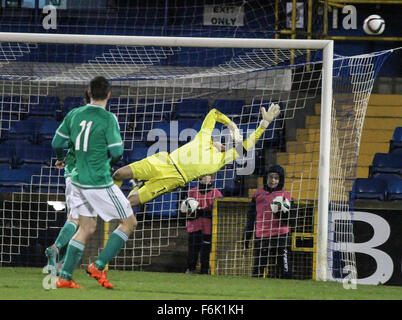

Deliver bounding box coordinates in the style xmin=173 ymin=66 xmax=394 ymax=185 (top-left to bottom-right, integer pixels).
xmin=316 ymin=40 xmax=334 ymax=282
xmin=2 ymin=31 xmax=389 ymax=283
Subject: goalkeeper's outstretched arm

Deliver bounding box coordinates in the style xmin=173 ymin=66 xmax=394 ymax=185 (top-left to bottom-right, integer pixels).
xmin=223 ymin=103 xmax=281 ymax=163
xmin=242 ymin=103 xmax=281 ymax=152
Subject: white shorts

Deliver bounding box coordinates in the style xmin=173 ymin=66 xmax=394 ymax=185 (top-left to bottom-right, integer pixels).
xmin=65 ymin=177 xmax=73 ymax=215
xmin=69 ymin=183 xmax=133 ymax=222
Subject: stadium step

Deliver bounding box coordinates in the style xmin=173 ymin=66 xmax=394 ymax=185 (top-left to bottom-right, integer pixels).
xmin=366 ymin=106 xmax=402 ymax=117
xmin=286 ymin=140 xmax=388 ymax=154
xmin=305 ymin=114 xmax=401 ymax=130
xmin=277 ymin=152 xmax=319 ymax=164
xmin=363 ymin=117 xmax=402 ymax=130
xmin=369 ymin=94 xmax=402 ymax=105
xmin=360 ymin=129 xmax=395 ymax=143
xmin=282 ymin=164 xmax=368 ymax=180
xmin=358 ymin=142 xmax=390 ymax=155
xmin=313 ymin=105 xmax=402 ymax=118
xmin=295 ymin=128 xmax=394 ymax=143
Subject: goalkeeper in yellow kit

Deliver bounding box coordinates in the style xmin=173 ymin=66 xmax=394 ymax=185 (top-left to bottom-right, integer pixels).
xmin=113 ymin=103 xmax=280 ymax=207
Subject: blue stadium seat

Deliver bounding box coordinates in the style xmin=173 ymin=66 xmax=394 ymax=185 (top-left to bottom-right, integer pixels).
xmin=387 ymin=178 xmax=402 ymax=201
xmin=0 ymin=165 xmax=40 ymax=193
xmin=138 ymin=99 xmax=172 ymax=117
xmin=0 ymin=142 xmax=16 ymax=166
xmin=7 ymin=117 xmax=44 ymax=144
xmin=15 ymin=142 xmax=53 ymax=166
xmin=238 ymin=123 xmax=258 ymax=136
xmin=0 ymin=96 xmax=27 ymax=117
xmin=63 ymin=96 xmax=85 ymax=116
xmin=107 ymin=97 xmax=135 ymax=114
xmin=29 ymin=96 xmax=60 ymax=118
xmin=19 ymin=163 xmax=43 ymax=175
xmin=215 ymin=169 xmax=237 ymax=195
xmin=30 ymin=175 xmax=65 ymax=194
xmin=0 ymin=163 xmax=11 ymax=170
xmin=213 ymin=99 xmax=245 ymax=116
xmin=389 ymin=127 xmax=402 ymax=154
xmin=173 ymin=99 xmax=209 ymax=118
xmin=145 ymin=192 xmax=178 ymax=218
xmin=127 ymin=144 xmax=149 ymax=163
xmin=178 ymin=118 xmax=201 ymax=134
xmin=38 ymin=118 xmax=60 ymax=142
xmin=349 ymin=178 xmax=387 ymax=203
xmin=369 ymin=153 xmax=402 ymax=178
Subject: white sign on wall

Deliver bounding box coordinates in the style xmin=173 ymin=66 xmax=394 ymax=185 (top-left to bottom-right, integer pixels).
xmin=286 ymin=2 xmax=304 ymax=29
xmin=203 ymin=5 xmax=245 ymax=27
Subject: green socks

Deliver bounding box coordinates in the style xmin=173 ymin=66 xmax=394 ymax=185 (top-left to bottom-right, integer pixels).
xmin=95 ymin=229 xmax=129 ymax=270
xmin=58 ymin=228 xmax=129 ymax=279
xmin=55 ymin=221 xmax=78 ymax=262
xmin=59 ymin=239 xmax=85 ymax=281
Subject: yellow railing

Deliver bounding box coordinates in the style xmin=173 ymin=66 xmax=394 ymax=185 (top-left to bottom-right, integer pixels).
xmin=275 ymin=0 xmax=402 ymax=43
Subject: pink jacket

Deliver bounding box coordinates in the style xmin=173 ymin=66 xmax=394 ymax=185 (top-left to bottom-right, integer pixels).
xmin=186 ymin=187 xmax=223 ymax=234
xmin=253 ymin=189 xmax=291 ymax=238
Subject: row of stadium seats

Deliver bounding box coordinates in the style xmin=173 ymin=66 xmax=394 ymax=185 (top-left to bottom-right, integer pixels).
xmin=0 ymin=139 xmax=239 ymax=197
xmin=0 ymin=95 xmax=279 ymax=197
xmin=350 ymin=127 xmax=402 ymax=204
xmin=1 ymin=96 xmax=285 ymax=146
xmin=1 ymin=95 xmax=279 ymax=121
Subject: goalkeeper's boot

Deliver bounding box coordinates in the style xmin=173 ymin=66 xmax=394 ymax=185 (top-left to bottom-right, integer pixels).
xmin=45 ymin=244 xmax=59 ymax=274
xmin=128 ymin=179 xmax=144 ymax=198
xmin=56 ymin=277 xmax=82 ymax=289
xmin=86 ymin=263 xmax=114 ymax=289
xmin=130 ymin=179 xmax=144 ymax=192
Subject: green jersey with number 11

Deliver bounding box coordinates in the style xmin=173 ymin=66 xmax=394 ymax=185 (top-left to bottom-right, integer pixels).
xmin=52 ymin=104 xmax=124 ymax=189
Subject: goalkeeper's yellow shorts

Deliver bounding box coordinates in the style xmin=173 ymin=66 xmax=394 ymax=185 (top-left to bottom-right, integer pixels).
xmin=128 ymin=152 xmax=186 ymax=204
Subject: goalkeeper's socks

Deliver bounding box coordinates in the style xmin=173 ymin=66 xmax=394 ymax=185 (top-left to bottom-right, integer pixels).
xmin=94 ymin=229 xmax=128 ymax=270
xmin=59 ymin=239 xmax=85 ymax=281
xmin=55 ymin=220 xmax=78 ymax=252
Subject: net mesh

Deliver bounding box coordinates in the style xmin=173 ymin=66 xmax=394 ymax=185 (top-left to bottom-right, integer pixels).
xmin=0 ymin=0 xmax=393 ymax=281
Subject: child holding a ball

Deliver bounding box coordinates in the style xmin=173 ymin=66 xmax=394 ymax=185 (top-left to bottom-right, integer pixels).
xmin=183 ymin=175 xmax=223 ymax=275
xmin=243 ymin=165 xmax=293 ymax=279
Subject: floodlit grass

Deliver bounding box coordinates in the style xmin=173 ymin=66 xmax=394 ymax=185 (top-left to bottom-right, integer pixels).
xmin=0 ymin=267 xmax=401 ymax=300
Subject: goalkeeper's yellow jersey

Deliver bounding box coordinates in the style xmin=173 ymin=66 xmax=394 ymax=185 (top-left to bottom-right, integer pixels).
xmin=169 ymin=108 xmax=266 ymax=182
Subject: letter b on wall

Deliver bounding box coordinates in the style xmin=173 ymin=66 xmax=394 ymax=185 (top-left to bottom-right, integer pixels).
xmin=329 ymin=211 xmax=394 ymax=285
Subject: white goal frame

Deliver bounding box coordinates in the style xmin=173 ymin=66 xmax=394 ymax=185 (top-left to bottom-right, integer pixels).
xmin=0 ymin=32 xmax=333 ymax=281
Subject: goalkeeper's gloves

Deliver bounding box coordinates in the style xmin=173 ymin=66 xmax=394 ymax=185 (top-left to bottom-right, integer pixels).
xmin=228 ymin=121 xmax=243 ymax=144
xmin=187 ymin=209 xmax=198 ymax=220
xmin=260 ymin=103 xmax=281 ymax=129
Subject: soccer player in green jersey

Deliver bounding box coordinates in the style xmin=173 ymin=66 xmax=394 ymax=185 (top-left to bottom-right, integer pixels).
xmin=113 ymin=103 xmax=281 ymax=207
xmin=51 ymin=76 xmax=137 ymax=289
xmin=44 ymin=91 xmax=90 ymax=276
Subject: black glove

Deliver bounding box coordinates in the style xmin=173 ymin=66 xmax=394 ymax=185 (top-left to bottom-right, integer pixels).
xmin=187 ymin=209 xmax=197 ymax=220
xmin=243 ymin=231 xmax=252 ymax=249
xmin=197 ymin=209 xmax=212 ymax=219
xmin=244 ymin=239 xmax=250 ymax=250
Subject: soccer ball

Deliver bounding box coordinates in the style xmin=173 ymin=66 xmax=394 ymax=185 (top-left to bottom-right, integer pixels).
xmin=270 ymin=195 xmax=291 ymax=214
xmin=180 ymin=197 xmax=199 ymax=214
xmin=363 ymin=15 xmax=385 ymax=35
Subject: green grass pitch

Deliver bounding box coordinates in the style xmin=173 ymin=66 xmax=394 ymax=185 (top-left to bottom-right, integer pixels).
xmin=0 ymin=267 xmax=401 ymax=300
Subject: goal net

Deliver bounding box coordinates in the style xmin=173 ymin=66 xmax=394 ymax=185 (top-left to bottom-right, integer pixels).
xmin=0 ymin=32 xmax=391 ymax=283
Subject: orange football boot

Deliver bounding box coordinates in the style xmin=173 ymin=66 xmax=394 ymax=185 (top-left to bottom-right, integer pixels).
xmin=86 ymin=263 xmax=114 ymax=289
xmin=56 ymin=277 xmax=82 ymax=289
